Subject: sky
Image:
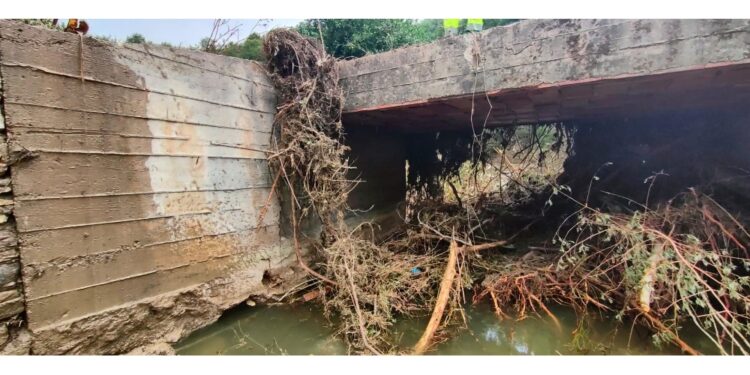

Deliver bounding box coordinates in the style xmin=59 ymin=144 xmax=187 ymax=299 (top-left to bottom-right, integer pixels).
xmin=86 ymin=19 xmax=304 ymax=47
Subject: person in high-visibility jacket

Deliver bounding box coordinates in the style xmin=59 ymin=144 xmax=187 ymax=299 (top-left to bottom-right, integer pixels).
xmin=443 ymin=19 xmax=460 ymax=37
xmin=466 ymin=19 xmax=484 ymax=32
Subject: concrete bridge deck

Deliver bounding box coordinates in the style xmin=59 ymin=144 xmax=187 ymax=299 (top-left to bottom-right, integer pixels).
xmin=339 ymin=19 xmax=750 ymax=130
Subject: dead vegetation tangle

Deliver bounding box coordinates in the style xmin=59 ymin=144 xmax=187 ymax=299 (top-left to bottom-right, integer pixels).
xmin=262 ymin=29 xmax=523 ymax=354
xmin=477 ymin=184 xmax=750 ymax=355
xmin=264 ymin=29 xmax=450 ymax=354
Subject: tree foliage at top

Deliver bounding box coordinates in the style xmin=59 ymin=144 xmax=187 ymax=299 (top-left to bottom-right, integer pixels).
xmin=207 ymin=33 xmax=265 ymax=62
xmin=125 ymin=33 xmax=146 ymax=44
xmin=296 ymin=19 xmax=436 ymax=59
xmin=297 ymin=19 xmax=519 ymax=59
xmin=16 ymin=19 xmax=60 ymax=30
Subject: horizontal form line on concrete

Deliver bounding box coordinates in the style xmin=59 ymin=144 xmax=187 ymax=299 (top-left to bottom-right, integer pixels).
xmin=23 ymin=224 xmax=279 ymax=300
xmin=5 ymin=101 xmax=273 ymax=133
xmin=24 ymin=147 xmax=269 ymax=160
xmin=122 ymin=44 xmax=275 ymax=90
xmin=12 ymin=125 xmax=191 ymax=141
xmin=24 ymin=247 xmax=280 ymax=329
xmin=15 ymin=189 xmax=278 ymax=231
xmin=19 ymin=215 xmax=280 ymax=266
xmin=26 ymin=253 xmax=233 ymax=302
xmin=9 ymin=121 xmax=271 ymax=142
xmin=22 ymin=222 xmax=279 ymax=268
xmin=1 ymin=62 xmax=275 ymax=115
xmin=14 ymin=134 xmax=270 ymax=155
xmin=14 ymin=185 xmax=273 ymax=202
xmin=27 ymin=275 xmax=217 ymax=332
xmin=18 ymin=209 xmax=221 ymax=233
xmin=208 ymin=141 xmax=271 ymax=153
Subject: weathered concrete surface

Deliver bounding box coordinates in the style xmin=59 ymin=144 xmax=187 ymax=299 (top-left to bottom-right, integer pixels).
xmin=0 ymin=21 xmax=299 ymax=354
xmin=340 ymin=19 xmax=750 ymax=130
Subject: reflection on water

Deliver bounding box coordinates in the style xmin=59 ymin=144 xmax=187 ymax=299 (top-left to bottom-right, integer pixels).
xmin=175 ymin=301 xmax=686 ymax=355
xmin=175 ymin=303 xmax=345 ymax=355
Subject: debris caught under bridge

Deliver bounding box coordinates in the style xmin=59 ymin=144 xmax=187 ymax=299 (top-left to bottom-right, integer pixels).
xmin=264 ymin=21 xmax=750 ymax=355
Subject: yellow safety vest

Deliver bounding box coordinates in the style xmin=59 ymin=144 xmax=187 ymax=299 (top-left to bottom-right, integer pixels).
xmin=467 ymin=19 xmax=484 ymax=26
xmin=443 ymin=19 xmax=460 ymax=29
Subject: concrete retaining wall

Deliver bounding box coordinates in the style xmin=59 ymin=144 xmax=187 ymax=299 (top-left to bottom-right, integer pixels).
xmin=0 ymin=21 xmax=297 ymax=354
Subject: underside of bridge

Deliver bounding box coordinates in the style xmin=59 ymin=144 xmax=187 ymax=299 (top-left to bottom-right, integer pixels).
xmin=343 ymin=63 xmax=750 ymax=131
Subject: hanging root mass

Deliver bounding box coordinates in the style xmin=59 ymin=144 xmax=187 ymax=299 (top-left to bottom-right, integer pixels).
xmin=263 ymin=29 xmax=447 ymax=354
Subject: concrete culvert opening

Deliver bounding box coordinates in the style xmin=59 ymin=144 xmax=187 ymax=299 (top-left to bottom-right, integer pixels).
xmin=245 ymin=24 xmax=750 ymax=356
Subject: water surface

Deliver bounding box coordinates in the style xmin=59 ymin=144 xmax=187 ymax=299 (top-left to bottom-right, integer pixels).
xmin=175 ymin=301 xmax=695 ymax=355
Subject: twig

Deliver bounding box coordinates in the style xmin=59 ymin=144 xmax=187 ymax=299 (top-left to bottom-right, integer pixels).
xmin=316 ymin=19 xmax=326 ymax=51
xmin=528 ymin=294 xmax=562 ymax=331
xmin=447 ymin=180 xmax=463 ymax=209
xmin=256 ymin=169 xmax=283 ymax=227
xmin=289 ymin=189 xmax=337 ymax=287
xmin=343 ymin=254 xmax=381 ymax=355
xmin=460 ymin=239 xmax=509 ymax=253
xmin=639 ymin=308 xmax=700 ymax=355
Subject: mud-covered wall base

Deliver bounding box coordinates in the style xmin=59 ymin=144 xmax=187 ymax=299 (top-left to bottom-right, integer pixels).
xmin=559 ymin=109 xmax=750 ymax=209
xmin=28 ymin=241 xmax=303 ymax=354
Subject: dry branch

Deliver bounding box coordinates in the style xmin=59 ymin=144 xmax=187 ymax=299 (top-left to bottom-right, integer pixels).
xmin=413 ymin=240 xmax=459 ymax=355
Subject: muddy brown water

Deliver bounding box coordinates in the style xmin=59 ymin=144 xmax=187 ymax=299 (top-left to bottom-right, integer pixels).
xmin=174 ymin=300 xmax=718 ymax=355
